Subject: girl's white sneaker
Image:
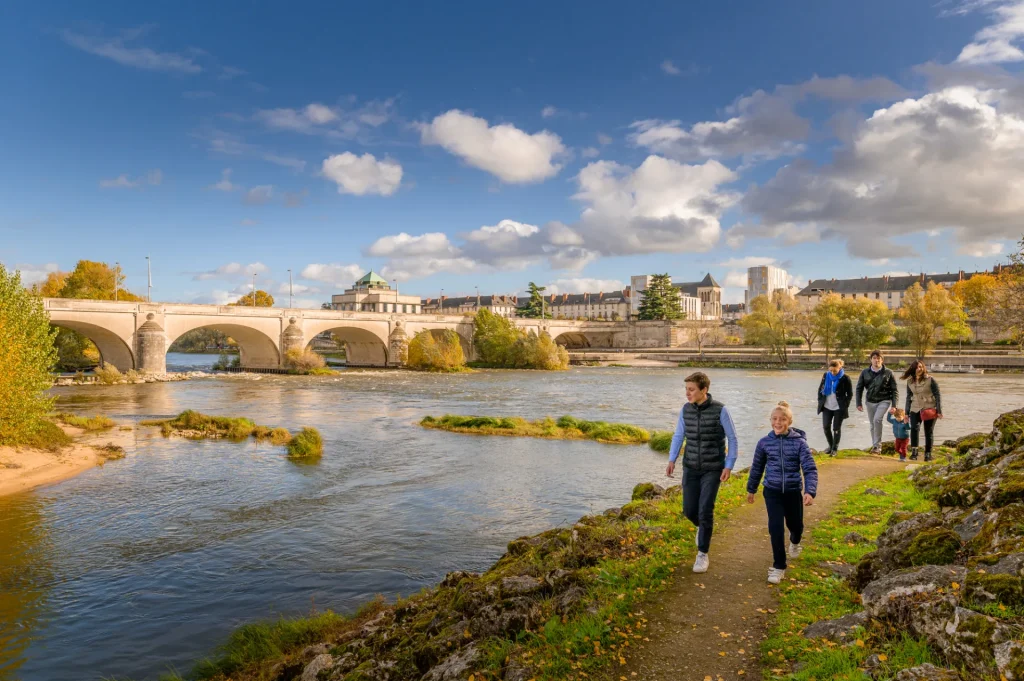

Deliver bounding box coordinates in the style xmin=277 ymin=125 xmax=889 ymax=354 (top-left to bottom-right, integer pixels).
xmin=767 ymin=567 xmax=786 ymax=585
xmin=693 ymin=551 xmax=709 ymax=573
xmin=788 ymin=543 xmax=803 ymax=559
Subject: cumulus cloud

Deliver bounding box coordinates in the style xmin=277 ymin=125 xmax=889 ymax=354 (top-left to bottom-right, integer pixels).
xmin=661 ymin=59 xmax=682 ymax=75
xmin=301 ymin=263 xmax=365 ymax=286
xmin=581 ymin=146 xmax=600 ymax=158
xmin=366 ymin=232 xmax=456 ymax=257
xmin=741 ymin=86 xmax=1024 ymax=257
xmin=60 ymin=27 xmax=202 ymax=73
xmin=958 ymin=240 xmax=1005 ymax=257
xmin=956 ymin=1 xmax=1024 ymax=64
xmin=321 ymin=152 xmax=402 ymax=196
xmin=544 ymin=278 xmax=625 ymax=294
xmin=418 ymin=110 xmax=566 ymax=183
xmin=541 ymin=106 xmax=558 ymax=118
xmin=254 ymin=98 xmax=395 ymax=139
xmin=193 ymin=262 xmax=268 ymax=281
xmin=276 ymin=282 xmax=321 ymax=296
xmin=14 ymin=263 xmax=60 ymax=286
xmin=208 ymin=168 xmax=239 ymax=192
xmin=716 ymin=256 xmax=778 ymax=268
xmin=99 ymin=169 xmax=162 ymax=189
xmin=723 ymin=271 xmax=749 ymax=288
xmin=243 ymin=185 xmax=273 ymax=205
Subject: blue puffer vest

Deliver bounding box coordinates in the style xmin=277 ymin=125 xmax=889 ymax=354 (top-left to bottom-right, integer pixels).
xmin=747 ymin=427 xmax=819 ymax=497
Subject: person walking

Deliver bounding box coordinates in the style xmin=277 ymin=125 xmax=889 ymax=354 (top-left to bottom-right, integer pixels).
xmin=902 ymin=360 xmax=943 ymax=462
xmin=856 ymin=350 xmax=899 ymax=454
xmin=817 ymin=358 xmax=853 ymax=455
xmin=746 ymin=401 xmax=818 ymax=585
xmin=665 ymin=371 xmax=739 ymax=574
xmin=887 ymin=408 xmax=911 ymax=461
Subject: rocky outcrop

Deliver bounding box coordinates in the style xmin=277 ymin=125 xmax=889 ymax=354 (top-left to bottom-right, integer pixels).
xmin=802 ymin=611 xmax=868 ymax=641
xmin=893 ymin=664 xmax=963 ymax=681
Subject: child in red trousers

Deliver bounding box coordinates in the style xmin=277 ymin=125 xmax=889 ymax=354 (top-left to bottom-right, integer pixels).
xmin=887 ymin=408 xmax=911 ymax=461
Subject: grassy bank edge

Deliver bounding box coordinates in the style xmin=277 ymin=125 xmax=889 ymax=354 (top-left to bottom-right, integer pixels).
xmin=420 ymin=414 xmax=651 ymax=445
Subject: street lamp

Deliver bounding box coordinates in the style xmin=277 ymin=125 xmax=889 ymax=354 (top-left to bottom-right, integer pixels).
xmin=114 ymin=261 xmax=119 ymax=302
xmin=288 ymin=269 xmax=293 ymax=308
xmin=252 ymin=272 xmax=257 ymax=307
xmin=146 ymin=255 xmax=152 ymax=303
xmin=475 ymin=285 xmax=480 ymax=308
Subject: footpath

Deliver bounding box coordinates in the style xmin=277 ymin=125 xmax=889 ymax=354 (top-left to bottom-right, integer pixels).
xmin=617 ymin=456 xmax=904 ymax=681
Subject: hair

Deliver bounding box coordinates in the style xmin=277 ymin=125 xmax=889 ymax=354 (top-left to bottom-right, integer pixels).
xmin=829 ymin=358 xmax=845 ymax=369
xmin=685 ymin=371 xmax=711 ymax=391
xmin=869 ymin=350 xmax=884 ymax=361
xmin=894 ymin=408 xmax=907 ymax=420
xmin=772 ymin=400 xmax=794 ymax=425
xmin=901 ymin=360 xmax=928 ymax=381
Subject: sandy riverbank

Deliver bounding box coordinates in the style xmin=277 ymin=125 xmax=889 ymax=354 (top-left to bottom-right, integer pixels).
xmin=0 ymin=425 xmax=134 ymax=497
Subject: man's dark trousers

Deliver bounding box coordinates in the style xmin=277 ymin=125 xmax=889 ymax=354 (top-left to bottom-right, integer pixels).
xmin=682 ymin=467 xmax=722 ymax=553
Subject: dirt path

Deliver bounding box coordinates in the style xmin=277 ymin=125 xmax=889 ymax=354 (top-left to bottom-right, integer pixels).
xmin=617 ymin=457 xmax=904 ymax=681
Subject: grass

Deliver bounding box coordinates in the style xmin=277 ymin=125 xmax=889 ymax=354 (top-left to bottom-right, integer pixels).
xmin=16 ymin=419 xmax=74 ymax=452
xmin=286 ymin=427 xmax=323 ymax=458
xmin=420 ymin=414 xmax=651 ymax=445
xmin=142 ymin=410 xmax=293 ymax=445
xmin=762 ymin=469 xmax=940 ymax=680
xmin=53 ymin=412 xmax=116 ymax=431
xmin=95 ymin=443 xmax=126 ymax=463
xmin=649 ymin=430 xmax=673 ymax=453
xmin=251 ymin=425 xmax=293 ymax=446
xmin=607 ymin=363 xmax=632 ymax=368
xmin=305 ymin=367 xmax=339 ymax=376
xmin=93 ymin=363 xmax=124 ymax=384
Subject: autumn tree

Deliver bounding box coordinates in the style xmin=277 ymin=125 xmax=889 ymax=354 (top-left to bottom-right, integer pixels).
xmin=407 ymin=330 xmax=466 ymax=372
xmin=0 ymin=265 xmax=58 ymax=445
xmin=810 ymin=293 xmax=844 ymax=363
xmin=899 ymin=282 xmax=966 ymax=358
xmin=792 ymin=310 xmax=818 ymax=353
xmin=836 ymin=299 xmax=894 ymax=364
xmin=637 ymin=274 xmax=683 ymax=321
xmin=230 ymin=290 xmax=275 ymax=307
xmin=740 ymin=291 xmax=800 ymax=364
xmin=989 ymin=238 xmax=1024 ymax=351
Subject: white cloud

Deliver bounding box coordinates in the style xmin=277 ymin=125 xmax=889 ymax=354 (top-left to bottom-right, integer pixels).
xmin=283 ymin=190 xmax=308 ymax=207
xmin=544 ymin=278 xmax=625 ymax=294
xmin=193 ymin=262 xmax=268 ymax=281
xmin=380 ymin=256 xmax=480 ymax=282
xmin=366 ymin=232 xmax=456 ymax=257
xmin=661 ymin=60 xmax=682 ymax=75
xmin=957 ymin=1 xmax=1024 ymax=64
xmin=60 ymin=27 xmax=202 ymax=73
xmin=276 ymin=282 xmax=321 ymax=296
xmin=418 ymin=109 xmax=566 ymax=183
xmin=243 ymin=185 xmax=273 ymax=205
xmin=742 ymin=87 xmax=1024 ymax=257
xmin=99 ymin=169 xmax=162 ymax=189
xmin=208 ymin=168 xmax=239 ymax=192
xmin=723 ymin=271 xmax=748 ymax=288
xmin=301 ymin=263 xmax=365 ymax=286
xmin=716 ymin=256 xmax=778 ymax=268
xmin=958 ymin=240 xmax=1005 ymax=257
xmin=581 ymin=146 xmax=600 ymax=158
xmin=261 ymin=154 xmax=306 ymax=171
xmin=541 ymin=106 xmax=558 ymax=118
xmin=15 ymin=263 xmax=60 ymax=286
xmin=321 ymin=152 xmax=402 ymax=196
xmin=254 ymin=99 xmax=394 ymax=139
xmin=240 ymin=218 xmax=257 ymax=226
xmin=597 ymin=133 xmax=613 ymax=145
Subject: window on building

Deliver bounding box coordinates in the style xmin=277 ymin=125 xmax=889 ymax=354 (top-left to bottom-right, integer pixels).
xmin=888 ymin=292 xmax=892 ymax=299
xmin=875 ymin=292 xmax=880 ymax=299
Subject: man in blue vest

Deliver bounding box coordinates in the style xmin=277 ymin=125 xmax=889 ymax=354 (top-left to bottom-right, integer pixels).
xmin=665 ymin=371 xmax=739 ymax=573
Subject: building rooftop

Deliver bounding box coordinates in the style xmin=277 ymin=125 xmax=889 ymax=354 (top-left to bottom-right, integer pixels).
xmin=422 ymin=295 xmax=518 ymax=309
xmin=514 ymin=290 xmax=630 ymax=307
xmin=355 ymin=271 xmax=389 ymax=287
xmin=796 ymin=270 xmax=995 ymax=297
xmin=672 ymin=273 xmax=721 ymax=297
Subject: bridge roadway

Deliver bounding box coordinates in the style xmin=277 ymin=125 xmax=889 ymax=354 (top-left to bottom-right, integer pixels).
xmin=42 ymin=299 xmax=682 ymax=372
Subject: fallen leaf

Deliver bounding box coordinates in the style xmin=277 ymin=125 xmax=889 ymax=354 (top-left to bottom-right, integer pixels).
xmin=855 ymin=639 xmax=865 ymax=648
xmin=878 ymin=654 xmax=888 ymax=662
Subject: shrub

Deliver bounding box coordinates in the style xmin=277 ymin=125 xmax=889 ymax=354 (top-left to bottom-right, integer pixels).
xmin=93 ymin=363 xmax=123 ymax=384
xmin=146 ymin=410 xmax=257 ymax=441
xmin=471 ymin=310 xmax=569 ymax=370
xmin=53 ymin=412 xmax=116 ymax=431
xmin=284 ymin=348 xmax=326 ymax=373
xmin=287 ymin=427 xmax=323 ymax=458
xmin=0 ymin=264 xmax=58 ymax=445
xmin=18 ymin=419 xmax=73 ymax=452
xmin=253 ymin=426 xmax=292 ymax=446
xmin=306 ymin=367 xmax=338 ymax=376
xmin=649 ymin=431 xmax=674 ymax=453
xmin=96 ymin=443 xmax=126 ymax=462
xmin=407 ymin=330 xmax=466 ymax=372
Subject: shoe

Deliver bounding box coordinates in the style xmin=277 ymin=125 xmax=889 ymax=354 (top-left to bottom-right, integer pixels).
xmin=788 ymin=543 xmax=803 ymax=559
xmin=910 ymin=447 xmax=919 ymax=461
xmin=871 ymin=445 xmax=882 ymax=454
xmin=693 ymin=551 xmax=709 ymax=573
xmin=924 ymin=452 xmax=933 ymax=462
xmin=899 ymin=456 xmax=906 ymax=462
xmin=767 ymin=567 xmax=785 ymax=585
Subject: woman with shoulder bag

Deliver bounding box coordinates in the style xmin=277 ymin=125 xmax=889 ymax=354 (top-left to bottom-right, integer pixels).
xmin=901 ymin=360 xmax=942 ymax=462
xmin=817 ymin=358 xmax=853 ymax=455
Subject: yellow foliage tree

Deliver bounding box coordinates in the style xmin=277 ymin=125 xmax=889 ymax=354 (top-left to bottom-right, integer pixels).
xmin=230 ymin=290 xmax=275 ymax=307
xmin=899 ymin=282 xmax=966 ymax=358
xmin=407 ymin=330 xmax=466 ymax=372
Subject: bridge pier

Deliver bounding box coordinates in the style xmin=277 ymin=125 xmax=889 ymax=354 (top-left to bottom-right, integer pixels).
xmin=281 ymin=317 xmax=304 ymax=367
xmin=136 ymin=313 xmax=167 ymax=374
xmin=388 ymin=322 xmax=408 ymax=367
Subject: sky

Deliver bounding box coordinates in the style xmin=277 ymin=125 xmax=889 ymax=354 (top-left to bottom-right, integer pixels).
xmin=3 ymin=0 xmax=1024 ymax=307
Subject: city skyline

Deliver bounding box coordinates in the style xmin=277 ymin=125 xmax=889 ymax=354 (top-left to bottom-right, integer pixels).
xmin=3 ymin=1 xmax=1024 ymax=307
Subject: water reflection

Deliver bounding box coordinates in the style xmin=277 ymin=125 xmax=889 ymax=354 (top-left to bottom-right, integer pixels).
xmin=1 ymin=368 xmax=1021 ymax=680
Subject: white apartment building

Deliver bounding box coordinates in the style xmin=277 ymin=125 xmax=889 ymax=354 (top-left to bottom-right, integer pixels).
xmin=746 ymin=265 xmax=790 ymax=305
xmin=630 ymin=273 xmax=722 ymax=320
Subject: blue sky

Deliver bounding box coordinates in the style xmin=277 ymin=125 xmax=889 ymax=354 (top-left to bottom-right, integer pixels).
xmin=3 ymin=0 xmax=1024 ymax=306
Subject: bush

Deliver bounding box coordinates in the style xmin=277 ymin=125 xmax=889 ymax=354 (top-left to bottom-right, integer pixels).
xmin=145 ymin=410 xmax=257 ymax=441
xmin=471 ymin=310 xmax=569 ymax=370
xmin=287 ymin=427 xmax=323 ymax=458
xmin=407 ymin=330 xmax=466 ymax=372
xmin=0 ymin=264 xmax=58 ymax=445
xmin=93 ymin=363 xmax=123 ymax=384
xmin=53 ymin=412 xmax=116 ymax=431
xmin=649 ymin=431 xmax=674 ymax=453
xmin=18 ymin=419 xmax=73 ymax=452
xmin=284 ymin=348 xmax=326 ymax=373
xmin=252 ymin=425 xmax=293 ymax=445
xmin=422 ymin=414 xmax=649 ymax=444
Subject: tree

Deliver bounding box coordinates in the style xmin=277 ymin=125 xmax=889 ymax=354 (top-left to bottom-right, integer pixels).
xmin=230 ymin=290 xmax=275 ymax=307
xmin=473 ymin=309 xmax=521 ymax=365
xmin=835 ymin=299 xmax=893 ymax=364
xmin=59 ymin=260 xmax=143 ymax=301
xmin=899 ymin=282 xmax=965 ymax=358
xmin=986 ymin=238 xmax=1024 ymax=351
xmin=810 ymin=293 xmax=844 ymax=363
xmin=0 ymin=265 xmax=58 ymax=445
xmin=740 ymin=291 xmax=800 ymax=364
xmin=691 ymin=316 xmax=722 ymax=355
xmin=637 ymin=274 xmax=683 ymax=321
xmin=407 ymin=330 xmax=466 ymax=371
xmin=792 ymin=310 xmax=818 ymax=354
xmin=951 ymin=274 xmax=999 ymax=318
xmin=518 ymin=282 xmax=547 ymax=318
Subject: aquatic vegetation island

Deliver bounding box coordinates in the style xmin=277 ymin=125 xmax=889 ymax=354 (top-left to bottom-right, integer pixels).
xmin=420 ymin=414 xmax=651 ymax=445
xmin=141 ymin=411 xmax=321 ymax=457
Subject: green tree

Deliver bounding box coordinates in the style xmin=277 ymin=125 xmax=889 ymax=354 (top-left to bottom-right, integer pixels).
xmin=473 ymin=309 xmax=521 ymax=365
xmin=230 ymin=290 xmax=275 ymax=307
xmin=810 ymin=293 xmax=844 ymax=363
xmin=740 ymin=291 xmax=800 ymax=364
xmin=836 ymin=299 xmax=894 ymax=363
xmin=519 ymin=282 xmax=547 ymax=318
xmin=637 ymin=274 xmax=683 ymax=321
xmin=407 ymin=330 xmax=466 ymax=371
xmin=899 ymin=282 xmax=965 ymax=358
xmin=0 ymin=265 xmax=58 ymax=445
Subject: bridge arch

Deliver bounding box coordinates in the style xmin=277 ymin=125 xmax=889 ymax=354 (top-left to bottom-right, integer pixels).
xmin=404 ymin=323 xmax=475 ymax=361
xmin=554 ymin=330 xmax=617 ymax=349
xmin=302 ymin=325 xmax=390 ymax=367
xmin=164 ymin=321 xmax=281 ymax=370
xmin=48 ymin=320 xmax=135 ymax=372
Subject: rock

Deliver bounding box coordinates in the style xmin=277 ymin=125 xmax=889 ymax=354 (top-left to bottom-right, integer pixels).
xmin=863 ymin=488 xmax=889 ymax=496
xmin=631 ymin=482 xmax=666 ymax=500
xmin=995 ymin=640 xmax=1024 ymax=681
xmin=500 ymin=575 xmax=546 ymax=597
xmin=861 ymin=564 xmax=966 ymax=617
xmin=821 ymin=561 xmax=856 ymax=578
xmin=441 ymin=571 xmax=477 ymax=588
xmin=300 ymin=643 xmax=331 ymax=658
xmin=994 ymin=409 xmax=1024 ymax=452
xmin=893 ymin=664 xmax=963 ymax=681
xmin=469 ymin=598 xmax=540 ymax=638
xmin=951 ymin=432 xmax=990 ymax=455
xmin=952 ymin=508 xmax=987 ymax=543
xmin=843 ymin=532 xmax=871 ymax=544
xmin=986 ymin=451 xmax=1024 ymax=509
xmin=971 ymin=504 xmax=1024 ymax=555
xmin=964 ymin=554 xmax=1024 ymax=608
xmin=503 ymin=660 xmax=536 ymax=681
xmin=850 ymin=513 xmax=957 ymax=590
xmin=802 ymin=611 xmax=867 ymax=641
xmin=300 ymin=654 xmax=333 ymax=681
xmin=422 ymin=644 xmax=479 ymax=681
xmin=603 ymin=507 xmax=622 ymax=517
xmin=554 ymin=585 xmax=588 ymax=615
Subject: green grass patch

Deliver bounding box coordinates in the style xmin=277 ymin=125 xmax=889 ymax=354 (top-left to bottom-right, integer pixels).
xmin=141 ymin=410 xmax=295 ymax=447
xmin=16 ymin=419 xmax=74 ymax=452
xmin=95 ymin=443 xmax=126 ymax=463
xmin=286 ymin=427 xmax=323 ymax=458
xmin=763 ymin=470 xmax=938 ymax=680
xmin=420 ymin=414 xmax=651 ymax=445
xmin=648 ymin=430 xmax=673 ymax=453
xmin=53 ymin=412 xmax=116 ymax=431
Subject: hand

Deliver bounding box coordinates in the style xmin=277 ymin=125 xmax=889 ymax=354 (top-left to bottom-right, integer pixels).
xmin=888 ymin=407 xmax=896 ymax=414
xmin=857 ymin=405 xmax=864 ymax=412
xmin=746 ymin=493 xmax=755 ymax=504
xmin=720 ymin=468 xmax=732 ymax=483
xmin=803 ymin=493 xmax=814 ymax=506
xmin=666 ymin=461 xmax=675 ymax=477
xmin=937 ymin=413 xmax=944 ymax=419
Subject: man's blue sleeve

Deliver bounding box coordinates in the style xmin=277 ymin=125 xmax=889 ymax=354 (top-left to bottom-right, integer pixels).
xmin=721 ymin=407 xmax=739 ymax=469
xmin=668 ymin=407 xmax=686 ymax=463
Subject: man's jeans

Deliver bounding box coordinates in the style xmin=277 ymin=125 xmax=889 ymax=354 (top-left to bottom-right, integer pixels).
xmin=866 ymin=400 xmax=891 ymax=448
xmin=682 ymin=467 xmax=722 ymax=553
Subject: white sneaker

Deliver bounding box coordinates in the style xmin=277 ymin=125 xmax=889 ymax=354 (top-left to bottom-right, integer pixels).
xmin=788 ymin=543 xmax=803 ymax=559
xmin=767 ymin=567 xmax=786 ymax=584
xmin=692 ymin=551 xmax=709 ymax=573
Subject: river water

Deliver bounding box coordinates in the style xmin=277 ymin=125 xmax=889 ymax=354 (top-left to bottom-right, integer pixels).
xmin=1 ymin=359 xmax=1022 ymax=681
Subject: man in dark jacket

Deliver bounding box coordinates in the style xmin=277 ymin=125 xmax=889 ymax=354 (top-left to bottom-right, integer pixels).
xmin=855 ymin=350 xmax=899 ymax=454
xmin=665 ymin=372 xmax=739 ymax=574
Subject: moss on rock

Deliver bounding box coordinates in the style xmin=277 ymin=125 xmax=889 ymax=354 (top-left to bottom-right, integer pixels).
xmin=906 ymin=528 xmax=962 ymax=566
xmin=965 ymin=572 xmax=1024 ymax=608
xmin=971 ymin=504 xmax=1024 ymax=555
xmin=934 ymin=466 xmax=993 ymax=508
xmin=995 ymin=409 xmax=1024 ymax=453
xmin=955 ymin=432 xmax=990 ymax=455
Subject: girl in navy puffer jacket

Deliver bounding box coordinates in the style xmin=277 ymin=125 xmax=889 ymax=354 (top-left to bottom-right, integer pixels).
xmin=747 ymin=401 xmax=819 ymax=584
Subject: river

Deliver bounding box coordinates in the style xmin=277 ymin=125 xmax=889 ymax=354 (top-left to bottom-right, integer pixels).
xmin=1 ymin=361 xmax=1021 ymax=681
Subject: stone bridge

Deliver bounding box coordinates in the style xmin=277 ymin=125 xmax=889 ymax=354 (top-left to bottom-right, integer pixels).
xmin=43 ymin=299 xmax=690 ymax=372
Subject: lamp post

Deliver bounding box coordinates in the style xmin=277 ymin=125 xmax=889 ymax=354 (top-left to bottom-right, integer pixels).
xmin=393 ymin=279 xmax=398 ymax=313
xmin=288 ymin=269 xmax=293 ymax=308
xmin=475 ymin=285 xmax=480 ymax=308
xmin=146 ymin=256 xmax=152 ymax=303
xmin=252 ymin=272 xmax=257 ymax=307
xmin=114 ymin=261 xmax=119 ymax=302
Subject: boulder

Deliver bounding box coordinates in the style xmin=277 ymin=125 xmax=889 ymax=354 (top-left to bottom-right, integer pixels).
xmin=933 ymin=466 xmax=994 ymax=508
xmin=843 ymin=532 xmax=871 ymax=544
xmin=503 ymin=660 xmax=537 ymax=681
xmin=441 ymin=571 xmax=478 ymax=588
xmin=469 ymin=598 xmax=540 ymax=638
xmin=500 ymin=575 xmax=546 ymax=597
xmin=994 ymin=409 xmax=1024 ymax=453
xmin=964 ymin=554 xmax=1024 ymax=608
xmin=850 ymin=513 xmax=958 ymax=590
xmin=863 ymin=488 xmax=889 ymax=496
xmin=995 ymin=641 xmax=1024 ymax=681
xmin=422 ymin=644 xmax=479 ymax=681
xmin=893 ymin=664 xmax=962 ymax=681
xmin=802 ymin=611 xmax=868 ymax=641
xmin=952 ymin=508 xmax=987 ymax=543
xmin=970 ymin=504 xmax=1024 ymax=555
xmin=861 ymin=565 xmax=966 ymax=618
xmin=986 ymin=452 xmax=1024 ymax=509
xmin=300 ymin=654 xmax=334 ymax=681
xmin=631 ymin=482 xmax=666 ymax=500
